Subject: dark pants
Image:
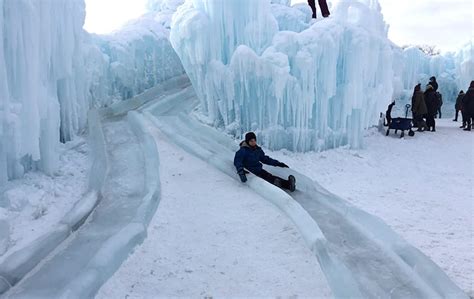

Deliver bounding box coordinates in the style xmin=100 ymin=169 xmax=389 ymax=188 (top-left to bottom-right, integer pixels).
xmin=426 ymin=114 xmax=436 ymax=129
xmin=415 ymin=114 xmax=426 ymax=130
xmin=412 ymin=112 xmax=418 ymax=127
xmin=466 ymin=112 xmax=473 ymax=129
xmin=454 ymin=109 xmax=460 ymax=121
xmin=256 ymin=170 xmax=290 ymax=190
xmin=462 ymin=110 xmax=468 ymax=127
xmin=308 ymin=0 xmax=330 ymax=18
xmin=435 ymin=108 xmax=442 ymax=119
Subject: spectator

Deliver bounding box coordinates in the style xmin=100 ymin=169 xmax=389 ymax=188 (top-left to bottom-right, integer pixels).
xmin=411 ymin=84 xmax=428 ymax=131
xmin=424 ymin=85 xmax=438 ymax=132
xmin=453 ymin=90 xmax=464 ymax=122
xmin=461 ymin=81 xmax=474 ymax=131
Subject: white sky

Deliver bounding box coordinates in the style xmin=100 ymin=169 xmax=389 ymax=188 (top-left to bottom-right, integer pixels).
xmin=83 ymin=0 xmax=147 ymax=34
xmin=84 ymin=0 xmax=473 ymax=51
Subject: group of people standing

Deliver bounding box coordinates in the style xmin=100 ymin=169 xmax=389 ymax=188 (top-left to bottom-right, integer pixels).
xmin=411 ymin=77 xmax=442 ymax=132
xmin=412 ymin=77 xmax=474 ymax=132
xmin=454 ymin=81 xmax=474 ymax=131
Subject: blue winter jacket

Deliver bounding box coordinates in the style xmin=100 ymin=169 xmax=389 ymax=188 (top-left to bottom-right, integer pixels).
xmin=234 ymin=141 xmax=281 ymax=175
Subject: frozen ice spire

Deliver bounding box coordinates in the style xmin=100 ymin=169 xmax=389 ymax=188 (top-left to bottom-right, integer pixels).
xmin=171 ymin=0 xmax=394 ymax=151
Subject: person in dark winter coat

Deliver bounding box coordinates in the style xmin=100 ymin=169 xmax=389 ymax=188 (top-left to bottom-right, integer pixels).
xmin=461 ymin=81 xmax=474 ymax=131
xmin=429 ymin=76 xmax=443 ymax=118
xmin=411 ymin=84 xmax=428 ymax=131
xmin=234 ymin=132 xmax=296 ymax=191
xmin=308 ymin=0 xmax=330 ymax=18
xmin=424 ymin=84 xmax=438 ymax=131
xmin=429 ymin=76 xmax=439 ymax=92
xmin=384 ymin=101 xmax=395 ymax=126
xmin=454 ymin=90 xmax=464 ymax=122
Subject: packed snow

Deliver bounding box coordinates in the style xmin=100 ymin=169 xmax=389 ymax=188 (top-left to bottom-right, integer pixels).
xmin=0 ymin=139 xmax=89 ymax=259
xmin=97 ymin=127 xmax=332 ymax=298
xmin=271 ymin=119 xmax=474 ymax=296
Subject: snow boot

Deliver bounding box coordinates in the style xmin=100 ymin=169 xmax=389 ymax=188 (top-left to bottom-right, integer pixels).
xmin=463 ymin=127 xmax=471 ymax=131
xmin=288 ymin=175 xmax=296 ymax=192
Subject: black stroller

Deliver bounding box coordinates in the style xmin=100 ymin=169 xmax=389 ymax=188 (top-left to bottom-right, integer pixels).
xmin=385 ymin=103 xmax=415 ymax=138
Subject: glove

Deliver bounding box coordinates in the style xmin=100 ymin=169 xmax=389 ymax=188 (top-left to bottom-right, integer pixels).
xmin=238 ymin=170 xmax=247 ymax=182
xmin=278 ymin=162 xmax=289 ymax=168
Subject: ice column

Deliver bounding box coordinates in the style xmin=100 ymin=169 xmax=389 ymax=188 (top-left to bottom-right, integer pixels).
xmin=0 ymin=0 xmax=86 ymax=183
xmin=171 ymin=0 xmax=394 ymax=151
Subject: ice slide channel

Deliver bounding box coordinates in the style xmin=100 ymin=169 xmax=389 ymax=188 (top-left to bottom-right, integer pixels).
xmin=142 ymin=77 xmax=467 ymax=299
xmin=3 ymin=76 xmax=189 ymax=298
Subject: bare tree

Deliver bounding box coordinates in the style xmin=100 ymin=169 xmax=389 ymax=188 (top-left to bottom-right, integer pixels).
xmin=402 ymin=44 xmax=441 ymax=56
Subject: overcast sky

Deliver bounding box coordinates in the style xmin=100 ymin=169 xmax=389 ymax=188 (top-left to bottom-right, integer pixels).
xmin=84 ymin=0 xmax=472 ymax=52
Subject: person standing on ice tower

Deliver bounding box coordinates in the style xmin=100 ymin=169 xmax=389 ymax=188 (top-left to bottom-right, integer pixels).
xmin=307 ymin=0 xmax=330 ymax=19
xmin=234 ymin=132 xmax=296 ymax=192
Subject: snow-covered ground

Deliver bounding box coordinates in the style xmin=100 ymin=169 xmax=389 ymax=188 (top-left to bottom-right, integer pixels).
xmin=97 ymin=128 xmax=332 ymax=298
xmin=271 ymin=119 xmax=474 ymax=296
xmin=2 ymin=113 xmax=471 ymax=298
xmin=0 ymin=139 xmax=89 ymax=260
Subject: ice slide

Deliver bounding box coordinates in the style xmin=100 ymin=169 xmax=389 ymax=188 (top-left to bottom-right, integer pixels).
xmin=2 ymin=77 xmax=189 ymax=298
xmin=141 ymin=77 xmax=467 ymax=299
xmin=4 ymin=75 xmax=467 ymax=298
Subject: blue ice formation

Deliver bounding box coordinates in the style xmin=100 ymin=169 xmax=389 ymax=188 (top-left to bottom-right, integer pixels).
xmin=170 ymin=0 xmax=395 ymax=152
xmin=392 ymin=44 xmax=473 ymax=116
xmin=0 ymin=0 xmax=472 ymax=184
xmin=0 ymin=0 xmax=87 ymax=183
xmin=0 ymin=0 xmax=184 ymax=185
xmin=85 ymin=14 xmax=184 ymax=108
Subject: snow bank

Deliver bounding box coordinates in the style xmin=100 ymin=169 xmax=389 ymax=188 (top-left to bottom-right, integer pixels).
xmin=170 ymin=0 xmax=393 ymax=151
xmin=0 ymin=0 xmax=87 ymax=183
xmin=0 ymin=191 xmax=99 ymax=295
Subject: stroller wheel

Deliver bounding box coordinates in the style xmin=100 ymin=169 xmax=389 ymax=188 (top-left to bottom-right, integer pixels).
xmin=400 ymin=131 xmax=405 ymax=138
xmin=408 ymin=130 xmax=415 ymax=137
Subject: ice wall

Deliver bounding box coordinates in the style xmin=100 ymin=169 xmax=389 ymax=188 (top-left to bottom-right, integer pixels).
xmin=85 ymin=12 xmax=184 ymax=107
xmin=0 ymin=0 xmax=87 ymax=184
xmin=455 ymin=41 xmax=474 ymax=91
xmin=171 ymin=0 xmax=394 ymax=151
xmin=0 ymin=0 xmax=185 ymax=186
xmin=392 ymin=44 xmax=473 ymax=117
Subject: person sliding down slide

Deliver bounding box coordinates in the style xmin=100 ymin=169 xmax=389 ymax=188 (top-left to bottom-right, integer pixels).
xmin=234 ymin=132 xmax=296 ymax=192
